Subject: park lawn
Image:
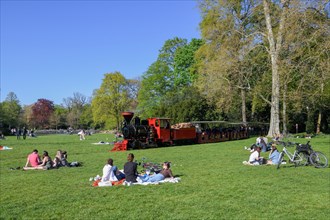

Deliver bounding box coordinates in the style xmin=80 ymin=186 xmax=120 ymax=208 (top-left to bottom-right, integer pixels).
xmin=0 ymin=133 xmax=329 ymax=219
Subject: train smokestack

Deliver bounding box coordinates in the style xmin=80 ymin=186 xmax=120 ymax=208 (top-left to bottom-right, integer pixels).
xmin=121 ymin=112 xmax=134 ymax=124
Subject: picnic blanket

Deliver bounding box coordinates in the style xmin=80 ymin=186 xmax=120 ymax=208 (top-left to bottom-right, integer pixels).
xmin=0 ymin=146 xmax=13 ymax=150
xmin=92 ymin=141 xmax=112 ymax=145
xmin=92 ymin=177 xmax=181 ymax=187
xmin=132 ymin=177 xmax=181 ymax=185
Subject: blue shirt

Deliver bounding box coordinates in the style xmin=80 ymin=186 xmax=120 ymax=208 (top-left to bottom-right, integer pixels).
xmin=269 ymin=150 xmax=280 ymax=164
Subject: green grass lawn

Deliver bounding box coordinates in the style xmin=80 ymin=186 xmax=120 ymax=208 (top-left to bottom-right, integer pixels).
xmin=0 ymin=133 xmax=329 ymax=219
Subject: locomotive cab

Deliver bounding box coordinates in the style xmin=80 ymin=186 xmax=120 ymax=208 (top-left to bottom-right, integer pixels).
xmin=148 ymin=118 xmax=172 ymax=146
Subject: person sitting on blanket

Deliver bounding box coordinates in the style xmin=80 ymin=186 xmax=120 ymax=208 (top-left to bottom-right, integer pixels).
xmin=53 ymin=150 xmax=69 ymax=168
xmin=23 ymin=149 xmax=41 ymax=169
xmin=243 ymin=146 xmax=263 ymax=165
xmin=137 ymin=162 xmax=174 ymax=183
xmin=24 ymin=150 xmax=53 ymax=170
xmin=101 ymin=158 xmax=125 ymax=182
xmin=124 ymin=153 xmax=138 ymax=183
xmin=266 ymin=144 xmax=280 ymax=165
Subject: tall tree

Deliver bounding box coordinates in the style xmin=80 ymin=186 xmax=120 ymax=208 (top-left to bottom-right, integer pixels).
xmin=92 ymin=72 xmax=130 ymax=129
xmin=31 ymin=99 xmax=55 ymax=128
xmin=262 ymin=0 xmax=290 ymax=137
xmin=138 ymin=37 xmax=188 ymax=118
xmin=127 ymin=78 xmax=141 ymax=111
xmin=173 ymin=38 xmax=204 ymax=88
xmin=79 ymin=104 xmax=94 ymax=129
xmin=50 ymin=105 xmax=68 ymax=130
xmin=63 ymin=92 xmax=89 ymax=128
xmin=198 ymin=0 xmax=257 ymax=123
xmin=1 ymin=92 xmax=22 ymax=129
xmin=265 ymin=0 xmax=330 ymax=134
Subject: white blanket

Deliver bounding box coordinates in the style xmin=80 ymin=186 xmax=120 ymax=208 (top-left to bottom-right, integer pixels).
xmin=92 ymin=141 xmax=112 ymax=145
xmin=131 ymin=177 xmax=181 ymax=186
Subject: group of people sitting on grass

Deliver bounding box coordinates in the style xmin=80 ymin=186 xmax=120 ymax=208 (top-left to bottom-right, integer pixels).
xmin=23 ymin=149 xmax=80 ymax=170
xmin=98 ymin=153 xmax=174 ymax=186
xmin=243 ymin=136 xmax=281 ymax=166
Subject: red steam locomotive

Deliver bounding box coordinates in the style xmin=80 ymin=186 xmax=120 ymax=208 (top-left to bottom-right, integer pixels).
xmin=111 ymin=112 xmax=249 ymax=151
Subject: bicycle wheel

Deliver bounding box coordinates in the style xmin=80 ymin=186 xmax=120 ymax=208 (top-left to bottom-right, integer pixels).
xmin=277 ymin=152 xmax=284 ymax=169
xmin=309 ymin=151 xmax=328 ymax=168
xmin=296 ymin=152 xmax=309 ymax=166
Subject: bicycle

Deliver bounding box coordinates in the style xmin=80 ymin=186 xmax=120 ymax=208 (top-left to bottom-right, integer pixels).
xmin=277 ymin=141 xmax=328 ymax=169
xmin=296 ymin=141 xmax=328 ymax=168
xmin=276 ymin=141 xmax=309 ymax=169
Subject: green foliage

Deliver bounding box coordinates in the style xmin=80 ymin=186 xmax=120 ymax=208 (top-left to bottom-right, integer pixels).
xmin=92 ymin=72 xmax=130 ymax=129
xmin=138 ymin=37 xmax=212 ymax=122
xmin=0 ymin=92 xmax=22 ymax=129
xmin=173 ymin=38 xmax=204 ymax=88
xmin=0 ymin=134 xmax=329 ymax=219
xmin=51 ymin=105 xmax=68 ymax=129
xmin=197 ymin=0 xmax=263 ymax=121
xmin=137 ymin=37 xmax=189 ymax=118
xmin=157 ymin=86 xmax=220 ymax=123
xmin=79 ymin=104 xmax=94 ymax=129
xmin=137 ymin=60 xmax=171 ymax=117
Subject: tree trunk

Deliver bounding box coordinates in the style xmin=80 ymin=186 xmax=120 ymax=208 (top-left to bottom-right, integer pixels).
xmin=316 ymin=111 xmax=321 ymax=134
xmin=263 ymin=0 xmax=289 ymax=137
xmin=241 ymin=89 xmax=247 ymax=123
xmin=316 ymin=82 xmax=324 ymax=134
xmin=282 ymin=83 xmax=287 ymax=135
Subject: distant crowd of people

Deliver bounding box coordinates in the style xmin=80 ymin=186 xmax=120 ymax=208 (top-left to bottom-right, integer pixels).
xmin=10 ymin=127 xmax=36 ymax=139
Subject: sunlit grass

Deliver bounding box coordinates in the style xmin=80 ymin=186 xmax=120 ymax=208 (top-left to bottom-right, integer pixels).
xmin=0 ymin=133 xmax=329 ymax=219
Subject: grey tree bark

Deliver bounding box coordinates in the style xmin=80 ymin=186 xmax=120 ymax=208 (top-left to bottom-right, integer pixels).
xmin=263 ymin=0 xmax=290 ymax=137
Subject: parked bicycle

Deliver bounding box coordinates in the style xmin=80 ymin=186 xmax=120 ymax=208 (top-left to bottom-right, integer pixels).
xmin=277 ymin=141 xmax=328 ymax=169
xmin=296 ymin=141 xmax=328 ymax=168
xmin=276 ymin=141 xmax=308 ymax=169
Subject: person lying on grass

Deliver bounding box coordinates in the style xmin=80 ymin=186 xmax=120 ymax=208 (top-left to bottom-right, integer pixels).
xmin=24 ymin=151 xmax=53 ymax=170
xmin=137 ymin=162 xmax=174 ymax=183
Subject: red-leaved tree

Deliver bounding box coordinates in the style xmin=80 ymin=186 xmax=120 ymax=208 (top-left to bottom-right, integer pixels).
xmin=31 ymin=99 xmax=55 ymax=129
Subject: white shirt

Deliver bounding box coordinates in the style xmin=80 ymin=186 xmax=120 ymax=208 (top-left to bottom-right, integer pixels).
xmin=249 ymin=151 xmax=259 ymax=162
xmin=101 ymin=164 xmax=118 ymax=182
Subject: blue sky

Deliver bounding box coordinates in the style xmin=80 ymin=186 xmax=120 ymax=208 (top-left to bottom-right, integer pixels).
xmin=0 ymin=0 xmax=201 ymax=106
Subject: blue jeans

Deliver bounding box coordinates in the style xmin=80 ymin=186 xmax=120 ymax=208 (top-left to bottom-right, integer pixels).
xmin=113 ymin=166 xmax=125 ymax=180
xmin=141 ymin=173 xmax=164 ymax=182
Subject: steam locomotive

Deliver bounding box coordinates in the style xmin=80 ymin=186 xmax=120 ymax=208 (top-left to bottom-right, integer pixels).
xmin=111 ymin=112 xmax=249 ymax=151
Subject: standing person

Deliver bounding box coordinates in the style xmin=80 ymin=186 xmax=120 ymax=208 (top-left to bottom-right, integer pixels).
xmin=124 ymin=153 xmax=138 ymax=183
xmin=22 ymin=127 xmax=28 ymax=140
xmin=24 ymin=149 xmax=41 ymax=169
xmin=137 ymin=162 xmax=174 ymax=183
xmin=16 ymin=128 xmax=21 ymax=140
xmin=79 ymin=129 xmax=85 ymax=140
